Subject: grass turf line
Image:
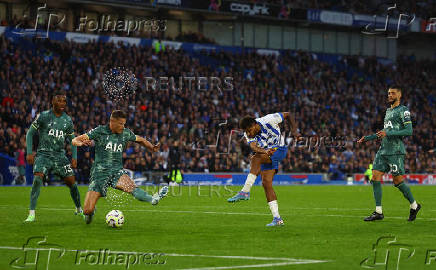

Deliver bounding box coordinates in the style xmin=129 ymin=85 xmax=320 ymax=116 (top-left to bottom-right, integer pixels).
xmin=0 ymin=185 xmax=435 ymax=269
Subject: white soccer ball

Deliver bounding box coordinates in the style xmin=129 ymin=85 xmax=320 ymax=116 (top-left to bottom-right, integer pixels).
xmin=105 ymin=210 xmax=124 ymax=228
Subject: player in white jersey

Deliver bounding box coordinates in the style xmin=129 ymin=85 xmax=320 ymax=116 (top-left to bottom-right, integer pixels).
xmin=228 ymin=112 xmax=297 ymax=226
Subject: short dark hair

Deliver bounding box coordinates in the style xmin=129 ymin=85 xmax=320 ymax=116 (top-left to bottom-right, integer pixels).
xmin=111 ymin=110 xmax=127 ymax=119
xmin=239 ymin=116 xmax=256 ymax=130
xmin=51 ymin=90 xmax=66 ymax=100
xmin=389 ymin=86 xmax=402 ymax=93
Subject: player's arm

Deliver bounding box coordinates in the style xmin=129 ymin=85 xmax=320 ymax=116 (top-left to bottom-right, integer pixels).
xmin=26 ymin=113 xmax=46 ymax=164
xmin=384 ymin=123 xmax=413 ymax=137
xmin=65 ymin=124 xmax=78 ymax=167
xmin=375 ymin=126 xmax=412 ymax=139
xmin=72 ymin=134 xmax=92 ymax=147
xmin=357 ymin=132 xmax=378 ymax=143
xmin=135 ymin=136 xmax=160 ymax=152
xmin=249 ymin=142 xmax=275 ymax=156
xmin=282 ymin=112 xmax=298 ymax=135
xmin=25 ymin=125 xmax=37 ymax=164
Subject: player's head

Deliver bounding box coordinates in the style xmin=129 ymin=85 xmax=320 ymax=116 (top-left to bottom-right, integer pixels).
xmin=51 ymin=90 xmax=67 ymax=112
xmin=110 ymin=110 xmax=127 ymax=134
xmin=388 ymin=86 xmax=402 ymax=105
xmin=239 ymin=116 xmax=260 ymax=138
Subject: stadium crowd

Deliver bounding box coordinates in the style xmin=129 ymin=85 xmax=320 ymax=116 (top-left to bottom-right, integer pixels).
xmin=0 ymin=34 xmax=435 ymax=183
xmin=243 ymin=0 xmax=436 ymax=20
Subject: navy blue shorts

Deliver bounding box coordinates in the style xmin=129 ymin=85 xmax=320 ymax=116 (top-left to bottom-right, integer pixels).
xmin=261 ymin=146 xmax=288 ymax=171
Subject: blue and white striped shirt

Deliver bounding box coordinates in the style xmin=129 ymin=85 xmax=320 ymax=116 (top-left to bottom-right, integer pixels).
xmin=244 ymin=113 xmax=285 ymax=149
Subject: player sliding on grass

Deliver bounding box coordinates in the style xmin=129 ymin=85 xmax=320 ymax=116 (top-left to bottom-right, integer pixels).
xmin=72 ymin=110 xmax=168 ymax=224
xmin=358 ymin=87 xmax=421 ymax=222
xmin=25 ymin=91 xmax=83 ymax=222
xmin=228 ymin=112 xmax=297 ymax=226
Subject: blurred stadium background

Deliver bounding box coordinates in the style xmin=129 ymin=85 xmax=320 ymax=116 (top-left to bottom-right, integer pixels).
xmin=0 ymin=0 xmax=435 ymax=186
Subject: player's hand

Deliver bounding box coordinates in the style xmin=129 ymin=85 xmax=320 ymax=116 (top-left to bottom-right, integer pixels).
xmin=72 ymin=136 xmax=92 ymax=147
xmin=71 ymin=159 xmax=77 ymax=169
xmin=77 ymin=139 xmax=92 ymax=146
xmin=82 ymin=139 xmax=92 ymax=146
xmin=357 ymin=136 xmax=365 ymax=144
xmin=266 ymin=148 xmax=277 ymax=157
xmin=376 ymin=130 xmax=386 ymax=139
xmin=26 ymin=154 xmax=35 ymax=165
xmin=429 ymin=149 xmax=435 ymax=153
xmin=151 ymin=143 xmax=161 ymax=152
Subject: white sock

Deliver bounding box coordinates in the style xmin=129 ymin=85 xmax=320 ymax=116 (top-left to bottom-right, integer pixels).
xmin=410 ymin=201 xmax=417 ymax=210
xmin=268 ymin=200 xmax=280 ymax=218
xmin=29 ymin=210 xmax=35 ymax=215
xmin=241 ymin=173 xmax=257 ymax=193
xmin=375 ymin=206 xmax=382 ymax=214
xmin=76 ymin=207 xmax=82 ymax=212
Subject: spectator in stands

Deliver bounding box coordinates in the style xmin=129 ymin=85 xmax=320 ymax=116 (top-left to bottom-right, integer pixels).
xmin=14 ymin=144 xmax=26 ymax=185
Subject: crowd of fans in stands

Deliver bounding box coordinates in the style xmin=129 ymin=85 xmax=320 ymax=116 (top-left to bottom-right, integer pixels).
xmin=1 ymin=15 xmax=216 ymax=44
xmin=174 ymin=32 xmax=216 ymax=44
xmin=240 ymin=0 xmax=436 ymax=19
xmin=0 ymin=34 xmax=435 ymax=183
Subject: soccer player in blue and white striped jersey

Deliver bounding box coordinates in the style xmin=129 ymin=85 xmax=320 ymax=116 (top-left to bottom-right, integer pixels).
xmin=228 ymin=112 xmax=297 ymax=226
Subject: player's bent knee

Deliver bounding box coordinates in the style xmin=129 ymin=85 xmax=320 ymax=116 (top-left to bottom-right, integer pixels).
xmin=393 ymin=177 xmax=403 ymax=185
xmin=64 ymin=177 xmax=75 ymax=187
xmin=83 ymin=207 xmax=94 ymax=215
xmin=371 ymin=170 xmax=384 ymax=181
xmin=251 ymin=168 xmax=261 ymax=175
xmin=34 ymin=172 xmax=44 ymax=178
xmin=262 ymin=180 xmax=272 ymax=188
xmin=125 ymin=186 xmax=135 ymax=193
xmin=32 ymin=174 xmax=43 ymax=186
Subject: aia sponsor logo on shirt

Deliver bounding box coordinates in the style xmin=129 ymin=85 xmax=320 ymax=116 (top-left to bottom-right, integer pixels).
xmin=105 ymin=142 xmax=123 ymax=152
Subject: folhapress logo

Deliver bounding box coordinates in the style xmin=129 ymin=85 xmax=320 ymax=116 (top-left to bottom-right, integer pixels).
xmin=360 ymin=236 xmax=414 ymax=269
xmin=9 ymin=236 xmax=65 ymax=270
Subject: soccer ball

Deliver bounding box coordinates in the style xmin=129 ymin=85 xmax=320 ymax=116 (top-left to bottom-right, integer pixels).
xmin=105 ymin=210 xmax=124 ymax=228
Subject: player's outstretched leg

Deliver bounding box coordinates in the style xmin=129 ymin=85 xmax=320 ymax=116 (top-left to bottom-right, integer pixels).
xmin=262 ymin=170 xmax=284 ymax=226
xmin=364 ymin=170 xmax=384 ymax=222
xmin=393 ymin=176 xmax=421 ymax=221
xmin=64 ymin=176 xmax=83 ymax=218
xmin=228 ymin=153 xmax=270 ymax=203
xmin=25 ymin=173 xmax=44 ymax=222
xmin=227 ymin=190 xmax=251 ymax=203
xmin=151 ymin=186 xmax=169 ymax=205
xmin=83 ymin=191 xmax=100 ymax=224
xmin=116 ymin=174 xmax=168 ymax=205
xmin=228 ymin=172 xmax=255 ymax=202
xmin=132 ymin=187 xmax=153 ymax=202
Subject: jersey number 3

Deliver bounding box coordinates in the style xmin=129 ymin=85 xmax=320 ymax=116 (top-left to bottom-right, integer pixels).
xmin=389 ymin=164 xmax=398 ymax=173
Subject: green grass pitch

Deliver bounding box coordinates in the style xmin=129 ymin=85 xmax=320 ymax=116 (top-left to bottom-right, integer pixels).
xmin=1 ymin=185 xmax=436 ymax=270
